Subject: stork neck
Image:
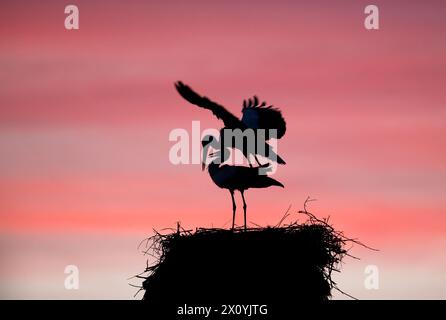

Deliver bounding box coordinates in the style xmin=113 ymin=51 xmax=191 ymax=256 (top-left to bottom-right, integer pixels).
xmin=208 ymin=159 xmax=220 ymax=173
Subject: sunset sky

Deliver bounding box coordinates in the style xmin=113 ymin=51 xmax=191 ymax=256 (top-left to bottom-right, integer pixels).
xmin=1 ymin=0 xmax=445 ymax=299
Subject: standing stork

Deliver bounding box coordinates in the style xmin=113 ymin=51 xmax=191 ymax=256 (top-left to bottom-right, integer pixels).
xmin=202 ymin=135 xmax=284 ymax=230
xmin=175 ymin=81 xmax=287 ymax=166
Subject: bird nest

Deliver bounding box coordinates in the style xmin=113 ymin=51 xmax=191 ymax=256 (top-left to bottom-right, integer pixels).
xmin=131 ymin=198 xmax=374 ymax=309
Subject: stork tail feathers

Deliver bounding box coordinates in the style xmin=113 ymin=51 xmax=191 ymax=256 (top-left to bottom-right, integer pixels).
xmin=255 ymin=176 xmax=284 ymax=189
xmin=276 ymin=154 xmax=286 ymax=165
xmin=266 ymin=177 xmax=284 ymax=188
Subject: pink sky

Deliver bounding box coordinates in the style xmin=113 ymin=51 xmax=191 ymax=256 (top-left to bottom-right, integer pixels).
xmin=1 ymin=0 xmax=446 ymax=299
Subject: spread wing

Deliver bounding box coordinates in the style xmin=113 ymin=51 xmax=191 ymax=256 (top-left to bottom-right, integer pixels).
xmin=175 ymin=81 xmax=241 ymax=128
xmin=241 ymin=96 xmax=286 ymax=139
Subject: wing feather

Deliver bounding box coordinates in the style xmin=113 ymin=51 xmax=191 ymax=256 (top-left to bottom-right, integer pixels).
xmin=175 ymin=81 xmax=241 ymax=128
xmin=241 ymin=96 xmax=286 ymax=139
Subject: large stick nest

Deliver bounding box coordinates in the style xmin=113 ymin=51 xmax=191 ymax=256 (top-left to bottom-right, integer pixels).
xmin=131 ymin=198 xmax=375 ymax=304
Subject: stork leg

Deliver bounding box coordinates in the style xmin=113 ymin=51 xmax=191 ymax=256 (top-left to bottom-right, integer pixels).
xmin=247 ymin=154 xmax=254 ymax=168
xmin=254 ymin=155 xmax=263 ymax=166
xmin=230 ymin=190 xmax=236 ymax=230
xmin=241 ymin=190 xmax=247 ymax=231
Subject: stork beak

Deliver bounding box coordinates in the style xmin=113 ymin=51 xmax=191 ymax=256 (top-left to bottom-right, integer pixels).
xmin=202 ymin=143 xmax=210 ymax=171
xmin=209 ymin=150 xmax=221 ymax=161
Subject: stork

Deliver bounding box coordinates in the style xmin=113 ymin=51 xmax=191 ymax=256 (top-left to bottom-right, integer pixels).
xmin=202 ymin=135 xmax=284 ymax=230
xmin=175 ymin=81 xmax=286 ymax=166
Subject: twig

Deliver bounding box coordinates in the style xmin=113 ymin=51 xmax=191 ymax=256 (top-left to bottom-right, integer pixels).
xmin=275 ymin=204 xmax=292 ymax=227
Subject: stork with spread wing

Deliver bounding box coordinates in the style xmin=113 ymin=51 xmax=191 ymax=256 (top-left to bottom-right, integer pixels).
xmin=175 ymin=81 xmax=286 ymax=166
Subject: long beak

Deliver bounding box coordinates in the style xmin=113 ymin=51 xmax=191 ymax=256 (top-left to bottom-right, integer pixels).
xmin=202 ymin=144 xmax=210 ymax=171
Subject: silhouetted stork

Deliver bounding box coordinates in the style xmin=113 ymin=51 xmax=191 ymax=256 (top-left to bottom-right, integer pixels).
xmin=175 ymin=81 xmax=286 ymax=166
xmin=202 ymin=135 xmax=284 ymax=230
